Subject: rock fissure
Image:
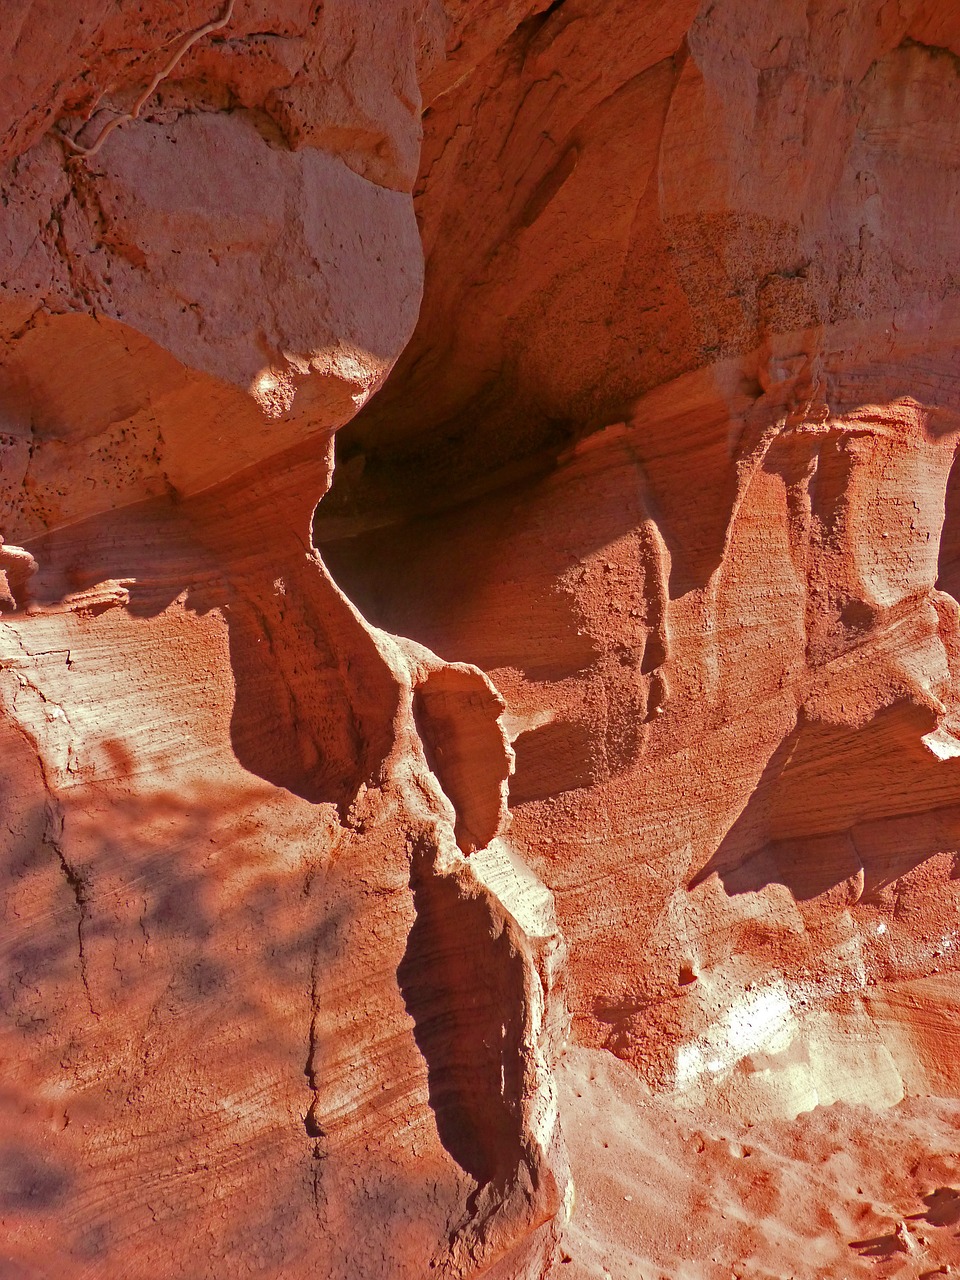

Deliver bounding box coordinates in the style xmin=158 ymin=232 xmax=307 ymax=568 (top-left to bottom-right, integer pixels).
xmin=46 ymin=811 xmax=99 ymax=1021
xmin=1 ymin=674 xmax=98 ymax=1018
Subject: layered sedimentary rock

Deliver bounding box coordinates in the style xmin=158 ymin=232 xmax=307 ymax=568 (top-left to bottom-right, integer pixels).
xmin=321 ymin=0 xmax=960 ymax=1120
xmin=7 ymin=0 xmax=960 ymax=1277
xmin=1 ymin=4 xmax=567 ymax=1276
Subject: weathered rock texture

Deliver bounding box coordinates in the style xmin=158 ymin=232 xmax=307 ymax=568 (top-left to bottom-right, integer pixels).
xmin=6 ymin=0 xmax=960 ymax=1277
xmin=1 ymin=4 xmax=567 ymax=1277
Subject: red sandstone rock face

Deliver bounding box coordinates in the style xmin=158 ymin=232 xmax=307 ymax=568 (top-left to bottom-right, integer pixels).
xmin=323 ymin=0 xmax=960 ymax=1105
xmin=6 ymin=1 xmax=960 ymax=1277
xmin=1 ymin=5 xmax=567 ymax=1277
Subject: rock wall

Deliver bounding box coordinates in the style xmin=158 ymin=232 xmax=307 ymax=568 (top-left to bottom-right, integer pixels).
xmin=4 ymin=1 xmax=960 ymax=1277
xmin=1 ymin=4 xmax=567 ymax=1276
xmin=320 ymin=0 xmax=960 ymax=1121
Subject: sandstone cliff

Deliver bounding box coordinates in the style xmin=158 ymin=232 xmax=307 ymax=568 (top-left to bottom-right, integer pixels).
xmin=4 ymin=2 xmax=960 ymax=1277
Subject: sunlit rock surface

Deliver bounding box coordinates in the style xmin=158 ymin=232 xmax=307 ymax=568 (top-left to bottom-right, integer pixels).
xmin=6 ymin=1 xmax=960 ymax=1276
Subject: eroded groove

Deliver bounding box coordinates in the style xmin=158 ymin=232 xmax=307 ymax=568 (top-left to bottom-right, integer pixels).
xmin=45 ymin=807 xmax=98 ymax=1020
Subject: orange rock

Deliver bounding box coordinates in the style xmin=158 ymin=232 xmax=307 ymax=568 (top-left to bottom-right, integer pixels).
xmin=7 ymin=1 xmax=960 ymax=1277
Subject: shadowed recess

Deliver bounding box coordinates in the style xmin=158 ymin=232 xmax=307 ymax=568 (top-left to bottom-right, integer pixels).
xmin=690 ymin=703 xmax=960 ymax=902
xmin=396 ymin=843 xmax=525 ymax=1187
xmin=509 ymin=719 xmax=597 ymax=805
xmin=938 ymin=444 xmax=960 ymax=600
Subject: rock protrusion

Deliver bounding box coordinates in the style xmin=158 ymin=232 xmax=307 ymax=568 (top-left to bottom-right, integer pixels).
xmin=0 ymin=538 xmax=38 ymax=611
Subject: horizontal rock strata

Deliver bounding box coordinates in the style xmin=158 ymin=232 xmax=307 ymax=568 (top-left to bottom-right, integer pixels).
xmin=6 ymin=1 xmax=960 ymax=1277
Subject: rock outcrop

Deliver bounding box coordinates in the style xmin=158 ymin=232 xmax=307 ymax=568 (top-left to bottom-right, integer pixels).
xmin=6 ymin=1 xmax=960 ymax=1277
xmin=321 ymin=0 xmax=960 ymax=1120
xmin=1 ymin=4 xmax=567 ymax=1276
